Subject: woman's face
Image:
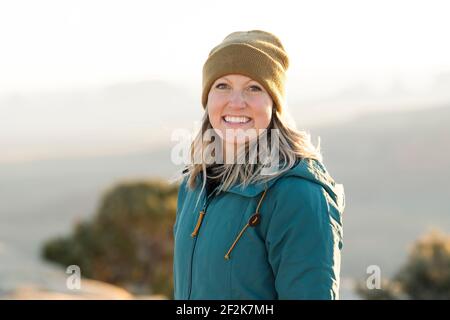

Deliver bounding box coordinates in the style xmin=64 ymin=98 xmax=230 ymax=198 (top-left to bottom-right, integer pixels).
xmin=207 ymin=74 xmax=273 ymax=145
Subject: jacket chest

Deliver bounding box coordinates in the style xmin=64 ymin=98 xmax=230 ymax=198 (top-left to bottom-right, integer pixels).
xmin=175 ymin=192 xmax=264 ymax=258
xmin=173 ymin=190 xmax=271 ymax=299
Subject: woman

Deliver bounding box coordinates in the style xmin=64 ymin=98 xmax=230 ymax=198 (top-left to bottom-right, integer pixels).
xmin=173 ymin=30 xmax=345 ymax=300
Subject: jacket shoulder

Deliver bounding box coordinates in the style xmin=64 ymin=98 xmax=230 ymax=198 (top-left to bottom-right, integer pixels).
xmin=269 ymin=175 xmax=325 ymax=208
xmin=263 ymin=174 xmax=342 ymax=235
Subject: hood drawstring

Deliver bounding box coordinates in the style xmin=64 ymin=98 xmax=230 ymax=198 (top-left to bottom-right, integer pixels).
xmin=191 ymin=184 xmax=220 ymax=238
xmin=224 ymin=187 xmax=268 ymax=260
xmin=191 ymin=210 xmax=205 ymax=238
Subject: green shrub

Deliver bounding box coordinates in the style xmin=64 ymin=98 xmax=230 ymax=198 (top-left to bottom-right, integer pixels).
xmin=42 ymin=179 xmax=178 ymax=298
xmin=357 ymin=229 xmax=450 ymax=300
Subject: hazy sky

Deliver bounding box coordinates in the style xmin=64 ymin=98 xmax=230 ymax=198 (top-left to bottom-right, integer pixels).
xmin=1 ymin=0 xmax=449 ymax=97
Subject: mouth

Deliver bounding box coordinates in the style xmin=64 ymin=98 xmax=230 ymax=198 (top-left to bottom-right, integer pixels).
xmin=222 ymin=115 xmax=252 ymax=126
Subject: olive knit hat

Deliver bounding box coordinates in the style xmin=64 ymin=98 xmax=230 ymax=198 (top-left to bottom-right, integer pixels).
xmin=202 ymin=30 xmax=290 ymax=113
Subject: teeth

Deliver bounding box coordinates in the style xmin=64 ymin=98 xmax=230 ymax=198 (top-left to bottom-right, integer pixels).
xmin=224 ymin=116 xmax=250 ymax=124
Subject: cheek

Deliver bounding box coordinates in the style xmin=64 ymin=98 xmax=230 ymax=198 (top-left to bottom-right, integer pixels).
xmin=252 ymin=106 xmax=272 ymax=129
xmin=207 ymin=96 xmax=224 ymax=128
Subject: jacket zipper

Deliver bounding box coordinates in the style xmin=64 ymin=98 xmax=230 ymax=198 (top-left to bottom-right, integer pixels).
xmin=187 ymin=186 xmax=219 ymax=299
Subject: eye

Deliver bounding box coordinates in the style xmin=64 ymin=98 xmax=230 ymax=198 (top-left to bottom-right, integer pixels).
xmin=215 ymin=83 xmax=229 ymax=89
xmin=248 ymin=85 xmax=262 ymax=92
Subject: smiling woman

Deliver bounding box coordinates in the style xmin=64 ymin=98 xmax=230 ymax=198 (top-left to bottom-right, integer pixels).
xmin=173 ymin=30 xmax=345 ymax=300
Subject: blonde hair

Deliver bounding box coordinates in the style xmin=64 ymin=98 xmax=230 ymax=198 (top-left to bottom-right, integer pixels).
xmin=181 ymin=105 xmax=323 ymax=200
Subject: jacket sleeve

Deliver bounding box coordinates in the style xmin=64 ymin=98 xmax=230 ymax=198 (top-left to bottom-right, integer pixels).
xmin=265 ymin=178 xmax=343 ymax=300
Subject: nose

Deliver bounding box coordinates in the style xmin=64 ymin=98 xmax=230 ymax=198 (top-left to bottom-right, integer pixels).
xmin=228 ymin=90 xmax=246 ymax=108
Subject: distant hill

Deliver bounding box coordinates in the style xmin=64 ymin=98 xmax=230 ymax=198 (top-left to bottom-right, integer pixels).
xmin=0 ymin=79 xmax=202 ymax=163
xmin=3 ymin=73 xmax=450 ymax=163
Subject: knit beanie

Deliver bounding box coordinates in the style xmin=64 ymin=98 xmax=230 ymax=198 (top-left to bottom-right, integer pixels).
xmin=202 ymin=30 xmax=289 ymax=113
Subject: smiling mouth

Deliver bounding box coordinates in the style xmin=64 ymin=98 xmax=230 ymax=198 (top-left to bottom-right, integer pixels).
xmin=222 ymin=115 xmax=252 ymax=124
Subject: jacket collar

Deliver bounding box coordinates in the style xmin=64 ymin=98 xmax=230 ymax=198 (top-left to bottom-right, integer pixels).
xmin=192 ymin=158 xmax=345 ymax=212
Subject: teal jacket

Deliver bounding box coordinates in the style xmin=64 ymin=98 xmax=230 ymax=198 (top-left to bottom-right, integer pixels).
xmin=173 ymin=158 xmax=345 ymax=300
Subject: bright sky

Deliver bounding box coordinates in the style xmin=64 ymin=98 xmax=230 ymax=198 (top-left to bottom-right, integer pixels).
xmin=0 ymin=0 xmax=449 ymax=97
xmin=1 ymin=0 xmax=450 ymax=163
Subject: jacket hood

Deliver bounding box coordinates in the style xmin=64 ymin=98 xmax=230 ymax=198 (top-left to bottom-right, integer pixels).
xmin=226 ymin=158 xmax=345 ymax=214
